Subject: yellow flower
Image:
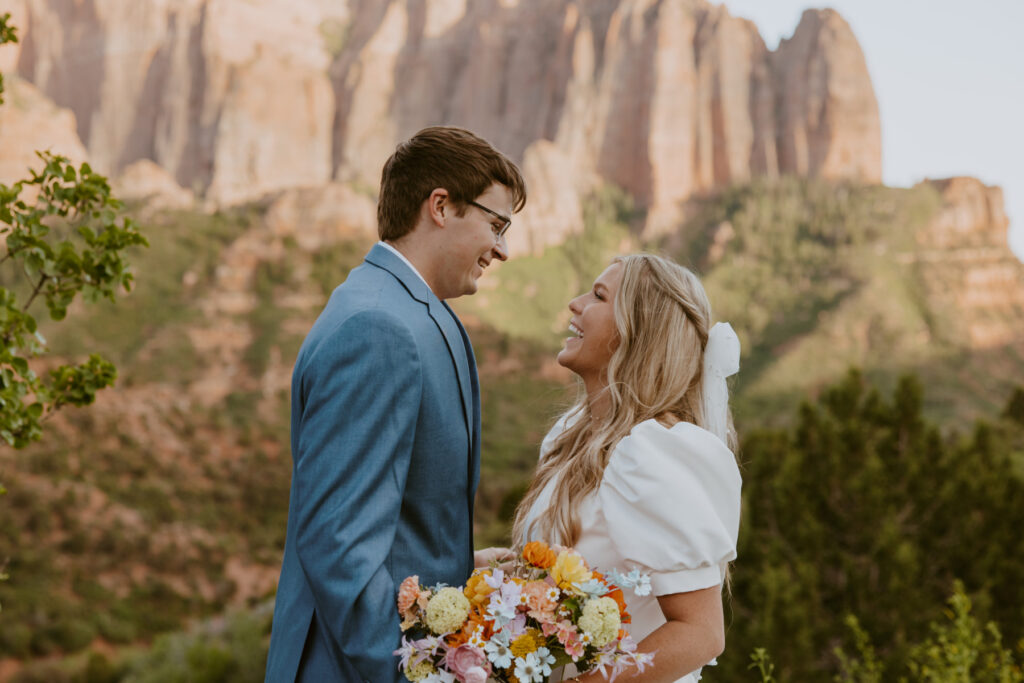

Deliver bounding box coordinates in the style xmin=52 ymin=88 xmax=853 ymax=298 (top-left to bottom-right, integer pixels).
xmin=464 ymin=570 xmax=497 ymax=607
xmin=509 ymin=628 xmax=545 ymax=658
xmin=579 ymin=596 xmax=621 ymax=647
xmin=550 ymin=550 xmax=592 ymax=592
xmin=405 ymin=660 xmax=437 ymax=681
xmin=424 ymin=586 xmax=472 ymax=635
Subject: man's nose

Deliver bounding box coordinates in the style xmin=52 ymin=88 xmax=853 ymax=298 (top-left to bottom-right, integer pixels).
xmin=492 ymin=234 xmax=509 ymax=261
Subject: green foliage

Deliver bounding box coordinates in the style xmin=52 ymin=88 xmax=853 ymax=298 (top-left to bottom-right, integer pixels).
xmin=676 ymin=177 xmax=946 ymax=423
xmin=0 ymin=23 xmax=147 ymax=446
xmin=1004 ymin=386 xmax=1024 ymax=425
xmin=835 ymin=616 xmax=884 ymax=683
xmin=470 ymin=327 xmax=570 ymax=546
xmin=834 ymin=585 xmax=1023 ymax=682
xmin=0 ymin=153 xmax=146 ymax=445
xmin=45 ymin=207 xmax=253 ymax=385
xmin=0 ymin=13 xmax=16 ymax=104
xmin=720 ymin=371 xmax=1024 ymax=681
xmin=749 ymin=648 xmax=778 ymax=683
xmin=118 ymin=609 xmax=270 ymax=683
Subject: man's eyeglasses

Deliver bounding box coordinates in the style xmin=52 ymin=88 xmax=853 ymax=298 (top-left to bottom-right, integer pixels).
xmin=467 ymin=200 xmax=511 ymax=240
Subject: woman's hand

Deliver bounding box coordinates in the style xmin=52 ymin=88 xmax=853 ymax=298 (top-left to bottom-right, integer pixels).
xmin=473 ymin=546 xmax=516 ymax=568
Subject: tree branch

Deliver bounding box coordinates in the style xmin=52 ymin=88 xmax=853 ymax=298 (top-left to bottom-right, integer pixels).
xmin=22 ymin=273 xmax=47 ymax=312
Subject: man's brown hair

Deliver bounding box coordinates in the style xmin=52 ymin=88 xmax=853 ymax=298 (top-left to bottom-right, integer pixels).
xmin=377 ymin=126 xmax=527 ymax=241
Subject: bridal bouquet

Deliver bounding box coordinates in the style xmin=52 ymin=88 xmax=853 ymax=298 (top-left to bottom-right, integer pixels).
xmin=393 ymin=541 xmax=655 ymax=683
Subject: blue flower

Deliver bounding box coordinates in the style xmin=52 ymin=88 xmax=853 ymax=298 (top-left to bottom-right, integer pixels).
xmin=575 ymin=578 xmax=609 ymax=598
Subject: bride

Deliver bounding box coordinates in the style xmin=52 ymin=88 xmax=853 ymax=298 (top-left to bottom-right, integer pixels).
xmin=513 ymin=254 xmax=742 ymax=682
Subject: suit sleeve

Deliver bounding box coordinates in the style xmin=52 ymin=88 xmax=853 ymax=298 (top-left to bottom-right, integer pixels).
xmin=292 ymin=308 xmax=422 ymax=680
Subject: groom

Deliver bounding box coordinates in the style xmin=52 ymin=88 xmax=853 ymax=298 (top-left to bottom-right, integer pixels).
xmin=264 ymin=127 xmax=527 ymax=682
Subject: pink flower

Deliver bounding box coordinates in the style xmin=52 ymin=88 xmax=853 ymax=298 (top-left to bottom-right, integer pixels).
xmin=445 ymin=644 xmax=489 ymax=682
xmin=555 ymin=619 xmax=578 ymax=645
xmin=522 ymin=581 xmax=557 ymax=623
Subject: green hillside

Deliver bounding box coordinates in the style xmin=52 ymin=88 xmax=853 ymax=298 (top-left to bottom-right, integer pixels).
xmin=2 ymin=178 xmax=1023 ymax=681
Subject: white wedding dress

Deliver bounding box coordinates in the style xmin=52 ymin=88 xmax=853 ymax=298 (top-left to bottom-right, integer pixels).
xmin=523 ymin=416 xmax=742 ymax=683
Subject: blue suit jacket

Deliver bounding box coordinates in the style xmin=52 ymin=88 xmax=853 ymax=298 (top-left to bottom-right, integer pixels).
xmin=265 ymin=244 xmax=481 ymax=682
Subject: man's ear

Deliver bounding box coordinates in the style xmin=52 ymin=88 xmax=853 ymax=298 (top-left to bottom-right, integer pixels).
xmin=427 ymin=188 xmax=449 ymax=228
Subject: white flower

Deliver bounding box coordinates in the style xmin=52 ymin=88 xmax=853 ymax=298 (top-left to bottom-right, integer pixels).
xmin=535 ymin=647 xmax=556 ymax=676
xmin=422 ymin=671 xmax=457 ymax=683
xmin=486 ymin=593 xmax=517 ymax=626
xmin=485 ymin=631 xmax=513 ymax=669
xmin=468 ymin=629 xmax=486 ymax=649
xmin=513 ymin=652 xmax=545 ymax=683
xmin=545 ymin=587 xmax=560 ymax=601
xmin=633 ymin=571 xmax=652 ymax=596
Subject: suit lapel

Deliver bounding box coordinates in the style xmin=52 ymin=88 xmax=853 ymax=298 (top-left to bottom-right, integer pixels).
xmin=365 ymin=244 xmax=474 ymax=447
xmin=430 ymin=301 xmax=474 ymax=447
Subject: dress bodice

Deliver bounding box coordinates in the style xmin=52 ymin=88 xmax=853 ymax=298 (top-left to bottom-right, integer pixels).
xmin=523 ymin=416 xmax=742 ymax=683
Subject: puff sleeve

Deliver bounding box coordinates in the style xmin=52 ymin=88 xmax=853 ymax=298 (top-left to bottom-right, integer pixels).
xmin=597 ymin=420 xmax=742 ymax=596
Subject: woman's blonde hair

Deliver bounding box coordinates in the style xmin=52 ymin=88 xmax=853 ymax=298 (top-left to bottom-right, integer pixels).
xmin=511 ymin=253 xmax=736 ymax=548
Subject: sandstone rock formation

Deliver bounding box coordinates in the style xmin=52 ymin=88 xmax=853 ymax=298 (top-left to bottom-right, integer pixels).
xmin=15 ymin=0 xmax=346 ymax=204
xmin=9 ymin=0 xmax=884 ymax=250
xmin=919 ymin=177 xmax=1011 ymax=249
xmin=115 ymin=158 xmax=195 ymax=209
xmin=263 ymin=182 xmax=378 ymax=250
xmin=0 ymin=77 xmax=88 ymax=186
xmin=773 ymin=9 xmax=881 ymax=185
xmin=913 ymin=177 xmax=1024 ymax=349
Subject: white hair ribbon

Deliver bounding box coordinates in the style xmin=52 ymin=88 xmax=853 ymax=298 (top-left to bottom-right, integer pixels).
xmin=702 ymin=322 xmax=740 ymax=445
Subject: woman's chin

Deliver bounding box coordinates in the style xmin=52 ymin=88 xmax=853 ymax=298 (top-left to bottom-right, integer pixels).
xmin=555 ymin=349 xmax=574 ymax=370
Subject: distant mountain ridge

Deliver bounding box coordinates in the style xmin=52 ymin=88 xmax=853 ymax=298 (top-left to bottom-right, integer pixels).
xmin=6 ymin=0 xmax=880 ymax=250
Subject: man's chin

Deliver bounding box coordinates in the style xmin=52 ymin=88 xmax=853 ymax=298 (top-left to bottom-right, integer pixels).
xmin=448 ymin=282 xmax=477 ymax=300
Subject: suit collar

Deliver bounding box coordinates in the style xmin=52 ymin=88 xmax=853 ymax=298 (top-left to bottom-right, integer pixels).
xmin=365 ymin=242 xmax=436 ymax=304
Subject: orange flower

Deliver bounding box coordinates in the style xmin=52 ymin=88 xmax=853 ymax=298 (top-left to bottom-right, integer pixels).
xmin=522 ymin=541 xmax=558 ymax=569
xmin=446 ymin=629 xmax=471 ymax=647
xmin=397 ymin=575 xmax=421 ymax=615
xmin=463 ymin=570 xmax=497 ymax=607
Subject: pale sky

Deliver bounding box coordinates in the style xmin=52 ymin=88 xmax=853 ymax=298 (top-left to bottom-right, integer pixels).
xmin=719 ymin=0 xmax=1024 ymax=261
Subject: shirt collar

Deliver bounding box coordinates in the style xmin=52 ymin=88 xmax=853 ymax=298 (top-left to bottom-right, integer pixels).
xmin=377 ymin=241 xmax=430 ymax=290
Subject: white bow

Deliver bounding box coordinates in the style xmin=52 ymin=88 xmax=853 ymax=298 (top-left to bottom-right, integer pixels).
xmin=702 ymin=322 xmax=740 ymax=444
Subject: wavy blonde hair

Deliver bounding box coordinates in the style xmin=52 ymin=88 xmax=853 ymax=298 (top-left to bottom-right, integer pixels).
xmin=511 ymin=253 xmax=736 ymax=548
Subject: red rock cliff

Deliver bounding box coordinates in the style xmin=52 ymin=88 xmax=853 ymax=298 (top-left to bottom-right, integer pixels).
xmin=10 ymin=0 xmax=882 ymax=249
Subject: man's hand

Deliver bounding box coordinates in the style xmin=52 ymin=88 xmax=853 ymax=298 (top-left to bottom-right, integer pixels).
xmin=473 ymin=547 xmax=516 ymax=568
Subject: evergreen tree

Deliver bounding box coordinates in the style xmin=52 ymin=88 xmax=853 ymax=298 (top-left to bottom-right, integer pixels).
xmin=1004 ymin=386 xmax=1024 ymax=426
xmin=718 ymin=370 xmax=1024 ymax=681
